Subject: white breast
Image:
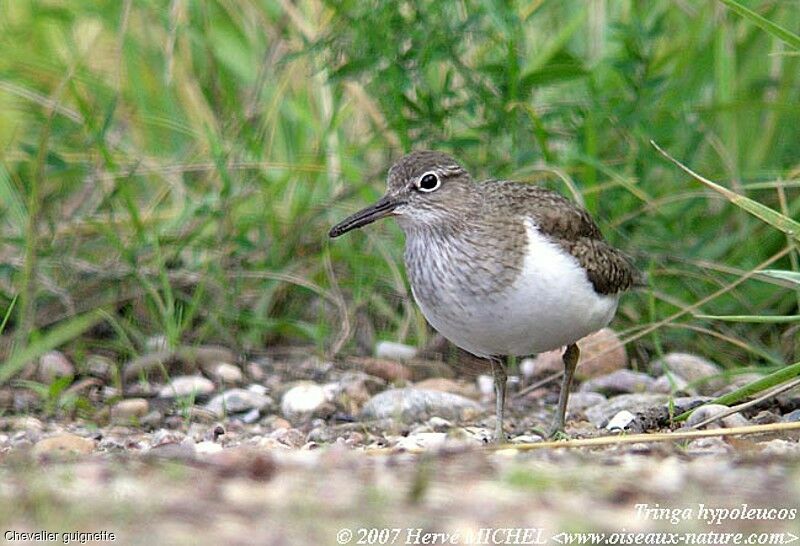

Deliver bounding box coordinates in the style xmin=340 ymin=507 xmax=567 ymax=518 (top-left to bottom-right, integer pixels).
xmin=410 ymin=218 xmax=619 ymax=358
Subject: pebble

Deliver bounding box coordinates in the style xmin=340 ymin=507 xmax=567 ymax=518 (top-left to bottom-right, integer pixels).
xmin=247 ymin=384 xmax=269 ymax=396
xmin=337 ymin=372 xmax=383 ymax=412
xmin=32 ymin=433 xmax=94 ymax=457
xmin=0 ymin=416 xmax=44 ymax=432
xmin=574 ymin=329 xmax=629 ymax=380
xmin=520 ymin=358 xmax=537 ymax=380
xmin=751 ymin=410 xmax=780 ymax=425
xmin=208 ymin=362 xmax=244 ymax=385
xmin=361 ymin=388 xmax=483 ymax=423
xmin=414 ymin=377 xmax=478 ymax=399
xmin=685 ymin=404 xmax=749 ymax=429
xmin=566 ymin=391 xmax=606 ymax=413
xmin=111 ymin=398 xmax=150 ymax=423
xmin=280 ymin=382 xmax=331 ymax=422
xmin=147 ymin=440 xmax=197 ymax=460
xmin=375 ymin=341 xmax=418 ymax=361
xmin=139 ymin=411 xmax=164 ymax=429
xmin=395 ymin=432 xmax=447 ymax=450
xmin=650 ymin=353 xmax=724 ymax=395
xmin=206 ymin=447 xmax=275 ymax=481
xmin=759 ymin=439 xmax=800 ymax=456
xmin=358 ymin=358 xmax=412 ymax=383
xmin=606 ymin=410 xmax=636 ymax=432
xmin=476 ymin=375 xmax=495 ymax=398
xmin=783 ymin=409 xmax=800 ymax=423
xmin=195 ymin=440 xmax=223 ymax=455
xmin=241 ymin=408 xmax=261 ymax=424
xmin=158 ymin=375 xmax=216 ymax=398
xmin=191 ymin=346 xmax=237 ymax=370
xmin=86 ymin=355 xmax=115 ymax=380
xmin=186 ymin=406 xmax=219 ymax=424
xmin=205 ymin=388 xmax=273 ymax=417
xmin=685 ymin=437 xmax=732 ymax=456
xmin=652 ymin=374 xmax=692 ymax=395
xmin=510 ymin=434 xmax=543 ymax=444
xmin=585 ymin=393 xmax=668 ymax=427
xmin=246 ymin=362 xmax=265 ymax=382
xmin=269 ymin=427 xmax=305 ymax=448
xmin=776 ymin=384 xmax=800 ymax=411
xmin=0 ymin=388 xmax=13 ymax=411
xmin=38 ymin=350 xmax=75 ymax=382
xmin=579 ymin=369 xmax=656 ymax=395
xmin=427 ymin=416 xmax=453 ymax=431
xmin=525 ymin=329 xmax=627 ymax=380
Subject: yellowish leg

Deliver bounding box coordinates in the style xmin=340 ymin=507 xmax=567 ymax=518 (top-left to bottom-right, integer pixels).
xmin=550 ymin=343 xmax=579 ymax=437
xmin=491 ymin=358 xmax=507 ymax=444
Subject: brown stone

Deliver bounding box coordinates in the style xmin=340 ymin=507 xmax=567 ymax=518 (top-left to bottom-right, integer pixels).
xmin=352 ymin=357 xmax=412 ymax=383
xmin=527 ymin=328 xmax=627 ymax=380
xmin=38 ymin=351 xmax=75 ymax=383
xmin=111 ymin=398 xmax=150 ymax=423
xmin=413 ymin=377 xmax=479 ymax=399
xmin=33 ymin=433 xmax=94 ymax=457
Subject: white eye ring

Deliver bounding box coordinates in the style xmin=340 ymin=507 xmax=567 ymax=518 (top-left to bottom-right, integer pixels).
xmin=416 ymin=171 xmax=441 ymax=192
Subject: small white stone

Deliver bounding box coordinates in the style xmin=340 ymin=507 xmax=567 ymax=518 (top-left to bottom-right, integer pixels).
xmin=520 ymin=358 xmax=537 ymax=379
xmin=195 ymin=440 xmax=223 ymax=455
xmin=281 ymin=383 xmax=329 ymax=421
xmin=210 ymin=362 xmax=243 ymax=384
xmin=606 ymin=410 xmax=636 ymax=432
xmin=510 ymin=434 xmax=544 ymax=444
xmin=428 ymin=416 xmax=452 ymax=431
xmin=477 ymin=375 xmax=495 ymax=397
xmin=396 ymin=432 xmax=447 ymax=450
xmin=375 ymin=341 xmax=418 ymax=361
xmin=205 ymin=388 xmax=272 ymax=416
xmin=158 ymin=375 xmax=215 ymax=398
xmin=247 ymin=384 xmax=268 ymax=396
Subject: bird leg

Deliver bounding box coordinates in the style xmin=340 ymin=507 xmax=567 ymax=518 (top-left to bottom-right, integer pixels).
xmin=550 ymin=343 xmax=580 ymax=437
xmin=491 ymin=358 xmax=508 ymax=444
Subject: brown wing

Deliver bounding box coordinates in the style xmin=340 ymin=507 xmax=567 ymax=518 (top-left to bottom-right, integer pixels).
xmin=482 ymin=181 xmax=644 ymax=294
xmin=557 ymin=237 xmax=644 ymax=294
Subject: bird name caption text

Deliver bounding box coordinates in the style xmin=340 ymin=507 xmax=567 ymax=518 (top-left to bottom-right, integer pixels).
xmin=634 ymin=503 xmax=797 ymax=526
xmin=3 ymin=530 xmax=116 ymax=544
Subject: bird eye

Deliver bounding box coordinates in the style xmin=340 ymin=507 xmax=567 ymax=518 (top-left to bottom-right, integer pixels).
xmin=417 ymin=172 xmax=441 ymax=192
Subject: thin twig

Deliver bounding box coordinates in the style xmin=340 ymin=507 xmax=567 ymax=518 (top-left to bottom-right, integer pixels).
xmin=366 ymin=421 xmax=800 ymax=455
xmin=513 ymin=371 xmax=563 ymax=399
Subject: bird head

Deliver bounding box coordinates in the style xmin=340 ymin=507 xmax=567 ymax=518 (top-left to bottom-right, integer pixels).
xmin=329 ymin=150 xmax=475 ymax=238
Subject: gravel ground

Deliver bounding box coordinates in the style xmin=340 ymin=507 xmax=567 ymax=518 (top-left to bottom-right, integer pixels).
xmin=1 ymin=336 xmax=799 ymax=545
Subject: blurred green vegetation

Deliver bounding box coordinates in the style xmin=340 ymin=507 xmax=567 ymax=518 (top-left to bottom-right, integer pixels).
xmin=0 ymin=0 xmax=798 ymax=377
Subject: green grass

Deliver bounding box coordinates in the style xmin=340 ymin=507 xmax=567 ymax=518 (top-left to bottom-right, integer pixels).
xmin=0 ymin=0 xmax=798 ymax=383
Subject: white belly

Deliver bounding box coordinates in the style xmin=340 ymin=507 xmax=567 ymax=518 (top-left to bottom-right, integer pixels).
xmin=411 ymin=219 xmax=619 ymax=358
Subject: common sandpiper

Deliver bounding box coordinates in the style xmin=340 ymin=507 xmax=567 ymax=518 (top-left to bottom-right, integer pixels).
xmin=330 ymin=151 xmax=643 ymax=443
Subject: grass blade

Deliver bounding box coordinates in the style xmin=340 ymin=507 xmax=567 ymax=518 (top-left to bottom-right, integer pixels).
xmin=651 ymin=141 xmax=800 ymax=241
xmin=0 ymin=310 xmax=104 ymax=384
xmin=676 ymin=359 xmax=800 ymax=421
xmin=717 ymin=0 xmax=800 ymax=50
xmin=758 ymin=269 xmax=800 ymax=286
xmin=696 ymin=314 xmax=800 ymax=323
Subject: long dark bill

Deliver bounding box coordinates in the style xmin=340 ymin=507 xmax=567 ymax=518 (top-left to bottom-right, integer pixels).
xmin=328 ymin=195 xmax=400 ymax=238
